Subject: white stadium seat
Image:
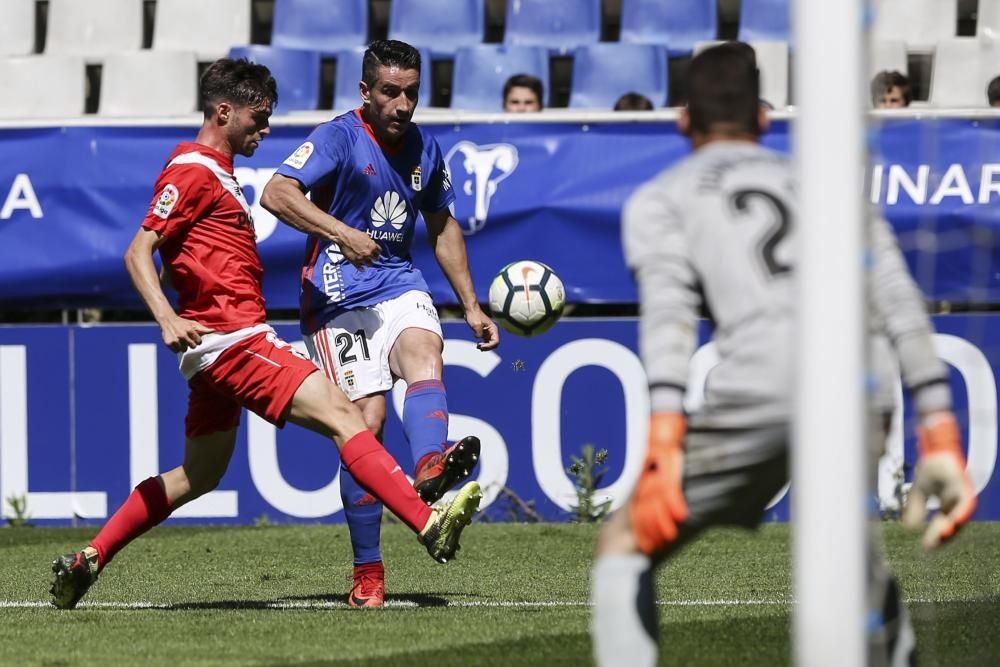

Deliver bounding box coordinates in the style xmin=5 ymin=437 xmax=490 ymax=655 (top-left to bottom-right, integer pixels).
xmin=154 ymin=0 xmax=252 ymax=62
xmin=0 ymin=55 xmax=86 ymax=119
xmin=870 ymin=40 xmax=908 ymax=78
xmin=0 ymin=0 xmax=35 ymax=56
xmin=45 ymin=0 xmax=143 ymax=62
xmin=694 ymin=40 xmax=790 ymax=108
xmin=99 ymin=51 xmax=199 ymax=117
xmin=871 ymin=0 xmax=957 ymax=53
xmin=929 ymin=38 xmax=1000 ymax=107
xmin=750 ymin=41 xmax=789 ymax=108
xmin=978 ymin=0 xmax=1000 ymax=41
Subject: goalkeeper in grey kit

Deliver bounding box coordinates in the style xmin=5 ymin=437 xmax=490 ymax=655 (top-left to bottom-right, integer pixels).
xmin=590 ymin=42 xmax=977 ymax=666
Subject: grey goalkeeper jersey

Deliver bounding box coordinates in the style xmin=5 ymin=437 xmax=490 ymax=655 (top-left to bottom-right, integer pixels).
xmin=623 ymin=141 xmax=950 ymax=428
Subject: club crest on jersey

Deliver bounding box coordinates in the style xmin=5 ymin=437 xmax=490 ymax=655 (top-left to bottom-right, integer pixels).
xmin=443 ymin=141 xmax=519 ymax=235
xmin=344 ymin=369 xmax=356 ymax=391
xmin=411 ymin=165 xmax=422 ymax=191
xmin=152 ymin=184 xmax=179 ymax=219
xmin=283 ymin=141 xmax=314 ymax=169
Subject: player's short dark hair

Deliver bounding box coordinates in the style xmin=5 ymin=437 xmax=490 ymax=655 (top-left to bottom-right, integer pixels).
xmin=988 ymin=75 xmax=1000 ymax=106
xmin=199 ymin=58 xmax=278 ymax=117
xmin=687 ymin=42 xmax=761 ymax=136
xmin=503 ymin=74 xmax=545 ymax=106
xmin=614 ymin=92 xmax=654 ymax=111
xmin=363 ymin=39 xmax=421 ymax=87
xmin=870 ymin=70 xmax=911 ymax=106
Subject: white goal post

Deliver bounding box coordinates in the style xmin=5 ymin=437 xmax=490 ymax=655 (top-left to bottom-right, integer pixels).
xmin=793 ymin=0 xmax=868 ymax=665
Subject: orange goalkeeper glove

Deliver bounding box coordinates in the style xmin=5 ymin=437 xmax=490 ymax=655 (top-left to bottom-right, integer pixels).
xmin=901 ymin=411 xmax=977 ymax=551
xmin=630 ymin=412 xmax=689 ymax=555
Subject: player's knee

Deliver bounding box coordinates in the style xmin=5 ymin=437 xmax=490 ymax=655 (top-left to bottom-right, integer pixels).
xmin=184 ymin=464 xmax=226 ymax=497
xmin=323 ymin=384 xmax=368 ymax=437
xmin=596 ymin=509 xmax=639 ymax=556
xmin=363 ymin=413 xmax=385 ymax=436
xmin=360 ymin=403 xmax=387 ymax=435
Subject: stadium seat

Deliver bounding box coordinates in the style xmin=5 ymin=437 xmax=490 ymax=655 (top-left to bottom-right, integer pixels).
xmin=388 ymin=0 xmax=484 ymax=59
xmin=737 ymin=0 xmax=790 ymax=44
xmin=871 ymin=0 xmax=957 ymax=53
xmin=228 ymin=46 xmax=321 ymax=113
xmin=451 ymin=45 xmax=550 ymax=111
xmin=0 ymin=55 xmax=86 ymax=118
xmin=45 ymin=0 xmax=142 ymax=61
xmin=504 ymin=0 xmax=601 ymax=54
xmin=870 ymin=40 xmax=908 ymax=79
xmin=751 ymin=41 xmax=789 ymax=108
xmin=977 ymin=0 xmax=1000 ymax=40
xmin=99 ymin=51 xmax=199 ymax=117
xmin=929 ymin=38 xmax=1000 ymax=107
xmin=154 ymin=0 xmax=252 ymax=61
xmin=272 ymin=0 xmax=367 ymax=56
xmin=332 ymin=47 xmax=433 ymax=112
xmin=620 ymin=0 xmax=717 ymax=57
xmin=569 ymin=44 xmax=668 ymax=109
xmin=0 ymin=0 xmax=35 ymax=56
xmin=693 ymin=40 xmax=789 ymax=108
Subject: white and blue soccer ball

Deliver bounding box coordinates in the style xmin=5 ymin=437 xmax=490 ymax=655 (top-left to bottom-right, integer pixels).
xmin=488 ymin=260 xmax=565 ymax=337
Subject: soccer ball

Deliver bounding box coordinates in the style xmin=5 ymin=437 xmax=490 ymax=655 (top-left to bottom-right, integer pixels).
xmin=488 ymin=260 xmax=565 ymax=336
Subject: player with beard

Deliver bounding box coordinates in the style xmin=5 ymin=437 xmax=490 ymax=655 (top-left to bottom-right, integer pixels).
xmin=261 ymin=40 xmax=499 ymax=608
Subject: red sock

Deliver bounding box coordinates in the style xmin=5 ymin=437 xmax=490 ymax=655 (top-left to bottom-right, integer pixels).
xmin=341 ymin=431 xmax=433 ymax=533
xmin=90 ymin=476 xmax=172 ymax=569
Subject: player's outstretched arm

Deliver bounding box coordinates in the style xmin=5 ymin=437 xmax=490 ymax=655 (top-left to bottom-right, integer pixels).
xmin=260 ymin=173 xmax=379 ymax=267
xmin=124 ymin=227 xmax=213 ymax=352
xmin=902 ymin=411 xmax=977 ymax=551
xmin=423 ymin=208 xmax=499 ymax=351
xmin=867 ymin=216 xmax=977 ymax=549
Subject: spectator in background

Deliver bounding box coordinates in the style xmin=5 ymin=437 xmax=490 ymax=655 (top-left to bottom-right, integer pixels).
xmin=988 ymin=75 xmax=1000 ymax=107
xmin=503 ymin=74 xmax=544 ymax=112
xmin=614 ymin=92 xmax=654 ymax=111
xmin=871 ymin=70 xmax=911 ymax=108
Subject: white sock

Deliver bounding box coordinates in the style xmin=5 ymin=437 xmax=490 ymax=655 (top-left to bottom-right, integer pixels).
xmin=591 ymin=553 xmax=657 ymax=667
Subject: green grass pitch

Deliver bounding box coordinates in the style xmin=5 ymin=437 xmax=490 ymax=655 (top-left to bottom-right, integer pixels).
xmin=1 ymin=522 xmax=997 ymax=666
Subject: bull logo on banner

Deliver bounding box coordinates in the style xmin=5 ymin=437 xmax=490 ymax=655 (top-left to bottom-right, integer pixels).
xmin=443 ymin=141 xmax=519 ymax=235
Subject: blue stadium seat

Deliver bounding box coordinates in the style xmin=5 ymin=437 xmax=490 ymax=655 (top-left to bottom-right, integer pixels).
xmin=228 ymin=46 xmax=321 ymax=112
xmin=738 ymin=0 xmax=790 ymax=43
xmin=621 ymin=0 xmax=717 ymax=57
xmin=451 ymin=45 xmax=549 ymax=111
xmin=388 ymin=0 xmax=484 ymax=59
xmin=569 ymin=44 xmax=668 ymax=109
xmin=504 ymin=0 xmax=601 ymax=54
xmin=271 ymin=0 xmax=367 ymax=56
xmin=332 ymin=47 xmax=434 ymax=111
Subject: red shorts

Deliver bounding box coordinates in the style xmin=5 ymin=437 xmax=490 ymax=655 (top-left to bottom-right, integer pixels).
xmin=185 ymin=331 xmax=319 ymax=438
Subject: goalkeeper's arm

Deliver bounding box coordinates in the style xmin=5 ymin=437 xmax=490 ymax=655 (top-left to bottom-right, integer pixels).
xmin=868 ymin=215 xmax=977 ymax=549
xmin=621 ymin=183 xmax=698 ymax=555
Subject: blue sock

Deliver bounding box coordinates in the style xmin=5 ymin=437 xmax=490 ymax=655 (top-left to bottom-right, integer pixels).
xmin=402 ymin=379 xmax=449 ymax=467
xmin=340 ymin=463 xmax=382 ymax=565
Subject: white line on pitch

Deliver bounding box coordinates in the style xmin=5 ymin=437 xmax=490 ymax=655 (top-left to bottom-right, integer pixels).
xmin=2 ymin=599 xmax=788 ymax=610
xmin=1 ymin=597 xmax=964 ymax=611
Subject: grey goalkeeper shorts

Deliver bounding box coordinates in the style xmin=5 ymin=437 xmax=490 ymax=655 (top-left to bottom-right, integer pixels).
xmin=680 ymin=422 xmax=789 ymax=533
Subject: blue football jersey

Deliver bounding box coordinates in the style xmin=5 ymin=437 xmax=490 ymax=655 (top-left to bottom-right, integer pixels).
xmin=276 ymin=109 xmax=455 ymax=333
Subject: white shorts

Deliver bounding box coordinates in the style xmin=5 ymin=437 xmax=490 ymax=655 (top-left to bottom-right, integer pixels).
xmin=303 ymin=290 xmax=443 ymax=401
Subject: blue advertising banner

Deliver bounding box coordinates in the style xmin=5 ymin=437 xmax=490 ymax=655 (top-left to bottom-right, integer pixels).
xmin=0 ymin=316 xmax=996 ymax=525
xmin=0 ymin=117 xmax=999 ymax=309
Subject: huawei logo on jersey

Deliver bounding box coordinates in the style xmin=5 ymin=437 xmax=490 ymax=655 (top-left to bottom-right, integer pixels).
xmin=371 ymin=191 xmax=407 ymax=230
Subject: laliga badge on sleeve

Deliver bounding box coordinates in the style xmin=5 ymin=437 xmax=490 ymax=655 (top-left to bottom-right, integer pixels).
xmin=153 ymin=184 xmax=179 ymax=219
xmin=284 ymin=141 xmax=315 ymax=169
